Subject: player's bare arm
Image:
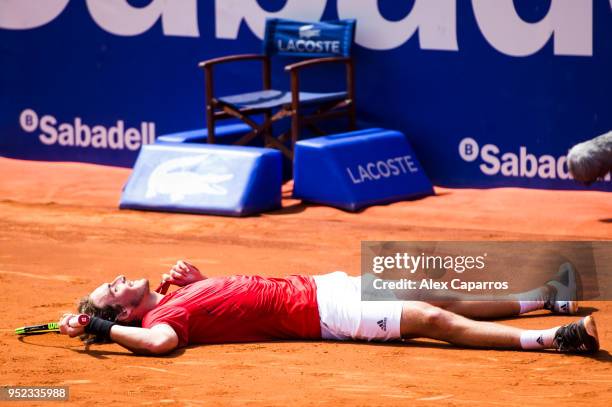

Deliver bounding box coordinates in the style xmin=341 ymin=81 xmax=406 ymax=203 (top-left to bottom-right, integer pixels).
xmin=59 ymin=315 xmax=178 ymax=355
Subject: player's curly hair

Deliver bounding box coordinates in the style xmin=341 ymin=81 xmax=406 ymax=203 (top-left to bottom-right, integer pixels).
xmin=77 ymin=296 xmax=121 ymax=344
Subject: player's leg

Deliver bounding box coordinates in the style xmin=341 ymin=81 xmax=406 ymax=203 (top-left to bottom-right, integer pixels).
xmin=400 ymin=301 xmax=599 ymax=353
xmin=315 ymin=272 xmax=598 ymax=353
xmin=426 ymin=262 xmax=578 ymax=319
xmin=401 ymin=301 xmax=522 ymax=348
xmin=427 ymin=299 xmax=519 ymax=319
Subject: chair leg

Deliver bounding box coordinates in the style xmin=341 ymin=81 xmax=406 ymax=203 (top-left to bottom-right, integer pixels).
xmin=263 ymin=111 xmax=272 ymax=141
xmin=204 ymin=66 xmax=216 ymax=144
xmin=291 ymin=113 xmax=300 ymax=152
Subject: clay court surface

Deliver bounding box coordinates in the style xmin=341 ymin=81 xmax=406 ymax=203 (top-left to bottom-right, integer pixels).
xmin=0 ymin=156 xmax=610 ymax=406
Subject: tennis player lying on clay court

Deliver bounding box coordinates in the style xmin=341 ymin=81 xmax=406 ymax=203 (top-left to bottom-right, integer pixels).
xmin=59 ymin=260 xmax=600 ymax=355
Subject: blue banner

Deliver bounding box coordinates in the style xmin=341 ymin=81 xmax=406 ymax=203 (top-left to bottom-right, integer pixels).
xmin=0 ymin=0 xmax=610 ymax=190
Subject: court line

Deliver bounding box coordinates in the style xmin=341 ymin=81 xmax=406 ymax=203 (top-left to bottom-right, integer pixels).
xmin=418 ymin=394 xmax=453 ymax=401
xmin=125 ymin=365 xmax=189 ymax=377
xmin=0 ymin=269 xmax=81 ymax=282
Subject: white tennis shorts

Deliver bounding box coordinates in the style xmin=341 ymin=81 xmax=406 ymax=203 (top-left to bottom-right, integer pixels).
xmin=313 ymin=271 xmax=403 ymax=341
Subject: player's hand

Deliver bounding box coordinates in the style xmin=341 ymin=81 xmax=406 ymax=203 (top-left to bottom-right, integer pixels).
xmin=59 ymin=313 xmax=86 ymax=338
xmin=162 ymin=260 xmax=206 ymax=287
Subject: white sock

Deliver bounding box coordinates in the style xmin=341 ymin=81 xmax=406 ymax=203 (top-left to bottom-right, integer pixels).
xmin=519 ymin=300 xmax=545 ymax=314
xmin=516 ymin=287 xmax=551 ymax=314
xmin=520 ymin=327 xmax=558 ymax=350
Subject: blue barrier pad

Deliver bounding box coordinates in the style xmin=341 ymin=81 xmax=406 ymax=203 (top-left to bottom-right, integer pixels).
xmin=293 ymin=129 xmax=434 ymax=211
xmin=156 ymin=123 xmax=255 ymax=145
xmin=120 ymin=143 xmax=282 ymax=216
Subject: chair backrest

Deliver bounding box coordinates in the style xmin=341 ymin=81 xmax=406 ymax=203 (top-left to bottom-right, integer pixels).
xmin=263 ymin=18 xmax=356 ymax=58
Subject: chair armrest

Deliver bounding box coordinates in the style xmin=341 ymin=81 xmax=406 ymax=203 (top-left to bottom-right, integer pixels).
xmin=199 ymin=54 xmax=272 ymax=95
xmin=198 ymin=54 xmax=268 ymax=69
xmin=284 ymin=57 xmax=352 ymax=72
xmin=285 ymin=56 xmax=355 ymax=108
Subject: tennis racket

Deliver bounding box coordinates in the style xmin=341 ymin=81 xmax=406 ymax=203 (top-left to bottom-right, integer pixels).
xmin=15 ymin=314 xmax=90 ymax=335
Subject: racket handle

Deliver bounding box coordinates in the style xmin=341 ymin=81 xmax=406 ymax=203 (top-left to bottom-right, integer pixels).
xmin=68 ymin=314 xmax=91 ymax=328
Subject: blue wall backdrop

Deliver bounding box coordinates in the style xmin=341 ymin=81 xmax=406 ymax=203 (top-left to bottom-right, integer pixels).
xmin=1 ymin=0 xmax=610 ymax=191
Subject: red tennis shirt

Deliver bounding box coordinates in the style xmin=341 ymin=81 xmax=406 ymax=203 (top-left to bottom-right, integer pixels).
xmin=141 ymin=275 xmax=321 ymax=347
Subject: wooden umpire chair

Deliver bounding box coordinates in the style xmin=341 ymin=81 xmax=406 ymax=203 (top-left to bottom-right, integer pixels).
xmin=198 ymin=18 xmax=357 ymax=160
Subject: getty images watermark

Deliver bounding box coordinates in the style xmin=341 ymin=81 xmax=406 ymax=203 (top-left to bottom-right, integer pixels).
xmin=361 ymin=241 xmax=612 ymax=301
